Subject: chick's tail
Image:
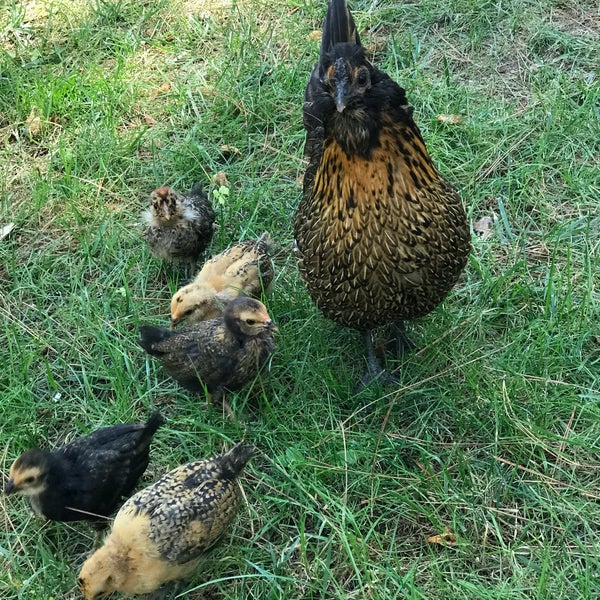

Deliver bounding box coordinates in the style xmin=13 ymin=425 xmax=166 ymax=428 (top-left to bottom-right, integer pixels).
xmin=220 ymin=443 xmax=254 ymax=480
xmin=139 ymin=325 xmax=173 ymax=355
xmin=321 ymin=0 xmax=361 ymax=59
xmin=144 ymin=411 xmax=166 ymax=437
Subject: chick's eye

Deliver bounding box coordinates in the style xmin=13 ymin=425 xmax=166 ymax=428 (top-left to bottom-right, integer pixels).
xmin=246 ymin=319 xmax=256 ymax=325
xmin=23 ymin=476 xmax=35 ymax=484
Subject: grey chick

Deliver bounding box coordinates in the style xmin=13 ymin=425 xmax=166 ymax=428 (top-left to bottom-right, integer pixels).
xmin=143 ymin=183 xmax=215 ymax=274
xmin=139 ymin=297 xmax=277 ymax=414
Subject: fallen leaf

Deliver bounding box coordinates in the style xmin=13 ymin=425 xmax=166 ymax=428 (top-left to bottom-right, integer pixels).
xmin=473 ymin=215 xmax=494 ymax=239
xmin=427 ymin=526 xmax=457 ymax=547
xmin=308 ymin=30 xmax=322 ymax=42
xmin=218 ymin=144 xmax=241 ymax=158
xmin=0 ymin=223 xmax=15 ymax=240
xmin=158 ymin=82 xmax=171 ymax=93
xmin=212 ymin=171 xmax=230 ymax=188
xmin=143 ymin=114 xmax=156 ymax=125
xmin=25 ymin=106 xmax=42 ymax=137
xmin=437 ymin=114 xmax=463 ymax=125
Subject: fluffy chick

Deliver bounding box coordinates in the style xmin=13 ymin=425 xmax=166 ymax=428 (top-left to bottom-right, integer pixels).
xmin=139 ymin=298 xmax=276 ymax=412
xmin=170 ymin=232 xmax=273 ymax=328
xmin=78 ymin=442 xmax=253 ymax=599
xmin=142 ymin=183 xmax=215 ymax=272
xmin=4 ymin=412 xmax=164 ymax=529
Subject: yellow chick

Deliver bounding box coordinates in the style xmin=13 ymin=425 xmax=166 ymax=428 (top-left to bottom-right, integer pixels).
xmin=170 ymin=232 xmax=273 ymax=328
xmin=78 ymin=442 xmax=253 ymax=599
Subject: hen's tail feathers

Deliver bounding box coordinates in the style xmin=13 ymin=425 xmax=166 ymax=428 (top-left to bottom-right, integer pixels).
xmin=219 ymin=442 xmax=254 ymax=479
xmin=320 ymin=0 xmax=361 ymax=61
xmin=139 ymin=325 xmax=173 ymax=354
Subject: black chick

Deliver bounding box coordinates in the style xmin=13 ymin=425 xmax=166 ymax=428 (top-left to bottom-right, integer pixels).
xmin=294 ymin=0 xmax=471 ymax=386
xmin=4 ymin=412 xmax=164 ymax=529
xmin=139 ymin=297 xmax=276 ymax=414
xmin=142 ymin=183 xmax=215 ymax=274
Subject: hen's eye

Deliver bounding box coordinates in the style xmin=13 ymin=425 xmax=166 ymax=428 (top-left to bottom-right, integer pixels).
xmin=356 ymin=70 xmax=369 ymax=86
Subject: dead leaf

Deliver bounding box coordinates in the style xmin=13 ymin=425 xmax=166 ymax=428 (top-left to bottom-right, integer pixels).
xmin=308 ymin=30 xmax=322 ymax=42
xmin=296 ymin=173 xmax=304 ymax=188
xmin=212 ymin=171 xmax=230 ymax=188
xmin=427 ymin=526 xmax=457 ymax=547
xmin=25 ymin=106 xmax=42 ymax=137
xmin=218 ymin=144 xmax=241 ymax=158
xmin=437 ymin=114 xmax=463 ymax=125
xmin=0 ymin=223 xmax=15 ymax=240
xmin=143 ymin=114 xmax=156 ymax=125
xmin=473 ymin=215 xmax=494 ymax=239
xmin=158 ymin=82 xmax=171 ymax=93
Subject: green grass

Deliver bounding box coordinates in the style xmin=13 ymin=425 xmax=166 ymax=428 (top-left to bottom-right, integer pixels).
xmin=1 ymin=0 xmax=598 ymax=598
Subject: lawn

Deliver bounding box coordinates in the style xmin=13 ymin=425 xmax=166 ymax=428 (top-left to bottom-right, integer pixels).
xmin=1 ymin=0 xmax=598 ymax=598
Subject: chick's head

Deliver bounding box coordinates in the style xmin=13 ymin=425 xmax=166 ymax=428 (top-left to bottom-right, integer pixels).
xmin=170 ymin=283 xmax=223 ymax=327
xmin=225 ymin=297 xmax=277 ymax=337
xmin=148 ymin=186 xmax=184 ymax=223
xmin=78 ymin=546 xmax=124 ymax=600
xmin=4 ymin=450 xmax=50 ymax=496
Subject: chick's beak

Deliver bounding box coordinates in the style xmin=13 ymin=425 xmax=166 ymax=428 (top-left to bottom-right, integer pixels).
xmin=3 ymin=479 xmax=16 ymax=494
xmin=266 ymin=319 xmax=278 ymax=332
xmin=170 ymin=318 xmax=179 ymax=329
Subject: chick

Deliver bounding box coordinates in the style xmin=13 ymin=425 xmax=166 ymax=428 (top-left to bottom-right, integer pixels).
xmin=170 ymin=232 xmax=273 ymax=328
xmin=139 ymin=297 xmax=276 ymax=414
xmin=78 ymin=442 xmax=253 ymax=599
xmin=4 ymin=412 xmax=164 ymax=529
xmin=142 ymin=183 xmax=215 ymax=273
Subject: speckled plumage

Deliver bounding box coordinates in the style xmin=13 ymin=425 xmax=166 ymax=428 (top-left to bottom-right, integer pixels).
xmin=139 ymin=297 xmax=276 ymax=396
xmin=78 ymin=443 xmax=253 ymax=599
xmin=170 ymin=232 xmax=274 ymax=327
xmin=294 ymin=0 xmax=470 ymax=377
xmin=142 ymin=183 xmax=215 ymax=269
xmin=4 ymin=412 xmax=164 ymax=529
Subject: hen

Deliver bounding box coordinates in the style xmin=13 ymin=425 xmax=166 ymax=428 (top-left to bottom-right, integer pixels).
xmin=142 ymin=183 xmax=215 ymax=274
xmin=139 ymin=297 xmax=276 ymax=415
xmin=4 ymin=412 xmax=164 ymax=529
xmin=170 ymin=232 xmax=273 ymax=328
xmin=294 ymin=0 xmax=471 ymax=385
xmin=78 ymin=442 xmax=253 ymax=599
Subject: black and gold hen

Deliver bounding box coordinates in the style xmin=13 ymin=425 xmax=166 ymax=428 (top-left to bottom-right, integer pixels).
xmin=143 ymin=183 xmax=215 ymax=273
xmin=294 ymin=0 xmax=471 ymax=385
xmin=78 ymin=442 xmax=253 ymax=598
xmin=3 ymin=412 xmax=164 ymax=529
xmin=139 ymin=297 xmax=276 ymax=412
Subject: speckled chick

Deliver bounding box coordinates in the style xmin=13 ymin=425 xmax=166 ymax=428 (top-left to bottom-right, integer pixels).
xmin=142 ymin=183 xmax=215 ymax=271
xmin=294 ymin=0 xmax=471 ymax=385
xmin=139 ymin=297 xmax=276 ymax=399
xmin=78 ymin=442 xmax=253 ymax=599
xmin=170 ymin=232 xmax=273 ymax=328
xmin=4 ymin=412 xmax=164 ymax=529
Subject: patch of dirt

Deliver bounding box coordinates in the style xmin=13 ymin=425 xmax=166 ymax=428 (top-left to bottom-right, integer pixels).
xmin=550 ymin=3 xmax=600 ymax=37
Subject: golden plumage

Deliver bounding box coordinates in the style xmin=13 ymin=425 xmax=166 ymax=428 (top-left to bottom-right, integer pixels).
xmin=170 ymin=232 xmax=273 ymax=327
xmin=78 ymin=442 xmax=253 ymax=599
xmin=294 ymin=0 xmax=470 ymax=382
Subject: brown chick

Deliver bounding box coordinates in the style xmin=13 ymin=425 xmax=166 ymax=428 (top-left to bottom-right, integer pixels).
xmin=78 ymin=442 xmax=253 ymax=599
xmin=142 ymin=183 xmax=215 ymax=273
xmin=3 ymin=412 xmax=164 ymax=530
xmin=170 ymin=232 xmax=273 ymax=328
xmin=139 ymin=297 xmax=276 ymax=412
xmin=294 ymin=0 xmax=471 ymax=386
